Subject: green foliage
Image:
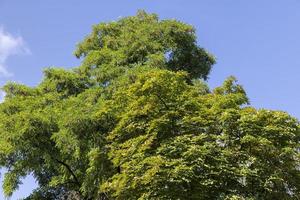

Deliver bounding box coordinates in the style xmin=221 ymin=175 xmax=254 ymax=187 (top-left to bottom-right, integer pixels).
xmin=75 ymin=10 xmax=215 ymax=82
xmin=1 ymin=11 xmax=300 ymax=200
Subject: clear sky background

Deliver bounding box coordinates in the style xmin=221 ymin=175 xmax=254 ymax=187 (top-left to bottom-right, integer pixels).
xmin=1 ymin=0 xmax=300 ymax=199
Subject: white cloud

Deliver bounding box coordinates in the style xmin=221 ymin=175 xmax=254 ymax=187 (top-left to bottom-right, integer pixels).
xmin=0 ymin=27 xmax=30 ymax=77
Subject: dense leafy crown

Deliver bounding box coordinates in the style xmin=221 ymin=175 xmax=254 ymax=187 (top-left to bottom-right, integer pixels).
xmin=74 ymin=10 xmax=215 ymax=82
xmin=0 ymin=11 xmax=299 ymax=200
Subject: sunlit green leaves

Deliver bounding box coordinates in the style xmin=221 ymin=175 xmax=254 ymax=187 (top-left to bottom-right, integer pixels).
xmin=0 ymin=11 xmax=299 ymax=200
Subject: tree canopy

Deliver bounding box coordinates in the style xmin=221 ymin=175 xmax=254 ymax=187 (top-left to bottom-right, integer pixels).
xmin=0 ymin=11 xmax=299 ymax=200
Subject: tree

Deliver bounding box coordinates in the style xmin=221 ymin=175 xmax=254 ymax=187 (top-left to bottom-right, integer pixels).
xmin=0 ymin=11 xmax=299 ymax=200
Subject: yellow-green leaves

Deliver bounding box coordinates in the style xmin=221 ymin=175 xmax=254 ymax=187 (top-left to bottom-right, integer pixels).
xmin=0 ymin=11 xmax=299 ymax=200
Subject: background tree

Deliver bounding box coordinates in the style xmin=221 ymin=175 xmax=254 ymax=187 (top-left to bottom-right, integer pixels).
xmin=0 ymin=11 xmax=299 ymax=200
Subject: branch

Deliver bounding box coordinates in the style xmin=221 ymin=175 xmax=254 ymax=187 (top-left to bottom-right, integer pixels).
xmin=156 ymin=94 xmax=169 ymax=110
xmin=54 ymin=158 xmax=81 ymax=187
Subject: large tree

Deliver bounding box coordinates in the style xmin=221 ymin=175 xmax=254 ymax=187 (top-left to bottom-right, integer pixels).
xmin=0 ymin=11 xmax=299 ymax=200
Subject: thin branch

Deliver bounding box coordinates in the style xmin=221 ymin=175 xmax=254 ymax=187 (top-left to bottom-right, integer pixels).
xmin=54 ymin=158 xmax=81 ymax=187
xmin=156 ymin=93 xmax=169 ymax=110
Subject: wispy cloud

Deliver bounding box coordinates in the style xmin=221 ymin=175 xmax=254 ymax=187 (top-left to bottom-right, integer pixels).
xmin=0 ymin=27 xmax=30 ymax=77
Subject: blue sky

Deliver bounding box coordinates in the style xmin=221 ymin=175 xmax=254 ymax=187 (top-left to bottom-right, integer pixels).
xmin=1 ymin=0 xmax=300 ymax=198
